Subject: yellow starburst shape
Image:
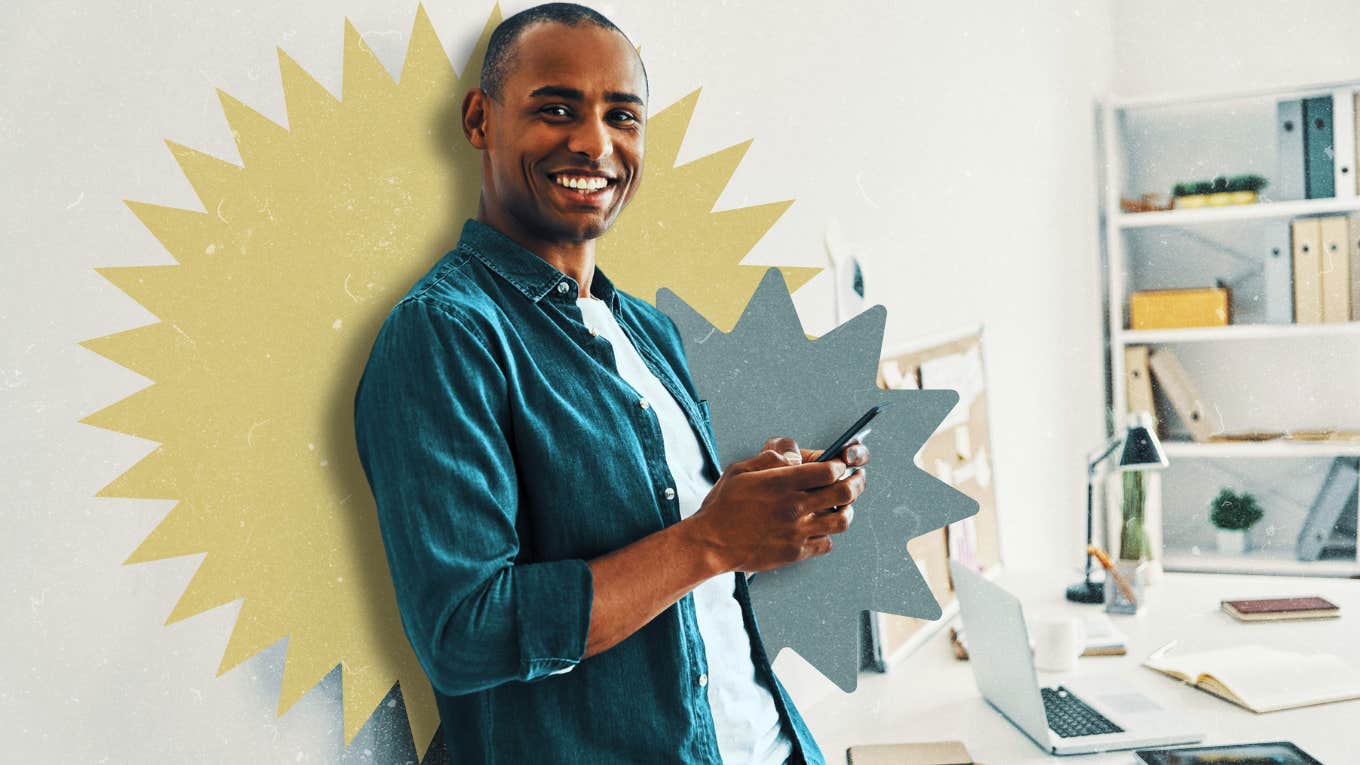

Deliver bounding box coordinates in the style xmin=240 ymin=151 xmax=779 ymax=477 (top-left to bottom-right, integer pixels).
xmin=78 ymin=4 xmax=819 ymax=757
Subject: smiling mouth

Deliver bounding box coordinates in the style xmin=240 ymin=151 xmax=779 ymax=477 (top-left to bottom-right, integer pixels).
xmin=549 ymin=173 xmax=617 ymax=196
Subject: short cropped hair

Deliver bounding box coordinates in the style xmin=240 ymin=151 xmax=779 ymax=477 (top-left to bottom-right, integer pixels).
xmin=479 ymin=3 xmax=646 ymax=100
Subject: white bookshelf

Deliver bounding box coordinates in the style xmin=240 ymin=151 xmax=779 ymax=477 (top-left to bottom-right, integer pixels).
xmin=1160 ymin=550 xmax=1360 ymax=578
xmin=1116 ymin=196 xmax=1360 ymax=229
xmin=1119 ymin=321 xmax=1360 ymax=344
xmin=1099 ymin=79 xmax=1360 ymax=578
xmin=1160 ymin=441 xmax=1360 ymax=459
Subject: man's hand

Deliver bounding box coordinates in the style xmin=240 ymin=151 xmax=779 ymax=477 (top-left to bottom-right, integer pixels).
xmin=686 ymin=436 xmax=870 ymax=574
xmin=582 ymin=436 xmax=868 ymax=658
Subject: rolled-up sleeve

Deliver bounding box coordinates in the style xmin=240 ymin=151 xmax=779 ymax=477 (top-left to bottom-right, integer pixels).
xmin=353 ymin=298 xmax=593 ymax=696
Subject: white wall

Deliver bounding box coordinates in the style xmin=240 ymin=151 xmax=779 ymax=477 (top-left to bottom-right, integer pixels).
xmin=2 ymin=0 xmax=1118 ymax=759
xmin=1113 ymin=0 xmax=1360 ymax=98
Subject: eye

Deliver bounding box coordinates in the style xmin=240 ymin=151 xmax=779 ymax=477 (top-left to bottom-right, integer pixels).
xmin=610 ymin=109 xmax=641 ymax=126
xmin=539 ymin=105 xmax=572 ymax=120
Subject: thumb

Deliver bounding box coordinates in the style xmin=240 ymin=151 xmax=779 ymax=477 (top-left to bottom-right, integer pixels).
xmin=760 ymin=436 xmax=803 ymax=465
xmin=733 ymin=448 xmax=794 ymax=474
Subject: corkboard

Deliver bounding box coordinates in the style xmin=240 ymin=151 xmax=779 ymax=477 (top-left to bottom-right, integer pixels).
xmin=873 ymin=327 xmax=1001 ymax=663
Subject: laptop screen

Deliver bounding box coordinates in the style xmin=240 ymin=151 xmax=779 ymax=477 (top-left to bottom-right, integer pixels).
xmin=949 ymin=561 xmax=1052 ymax=743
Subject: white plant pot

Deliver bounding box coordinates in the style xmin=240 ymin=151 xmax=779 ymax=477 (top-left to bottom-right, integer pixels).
xmin=1215 ymin=528 xmax=1250 ymax=555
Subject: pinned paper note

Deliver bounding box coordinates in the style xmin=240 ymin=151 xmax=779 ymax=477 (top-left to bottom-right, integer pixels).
xmin=934 ymin=458 xmax=955 ymax=486
xmin=974 ymin=447 xmax=992 ymax=489
xmin=953 ymin=425 xmax=971 ymax=459
xmin=948 ymin=517 xmax=980 ymax=571
xmin=920 ymin=346 xmax=983 ymax=430
xmin=880 ymin=359 xmax=904 ymax=389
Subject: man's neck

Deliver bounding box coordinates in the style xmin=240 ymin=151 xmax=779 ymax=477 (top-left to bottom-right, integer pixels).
xmin=477 ymin=207 xmax=595 ymax=298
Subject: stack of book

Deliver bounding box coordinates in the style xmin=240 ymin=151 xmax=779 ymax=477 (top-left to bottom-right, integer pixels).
xmin=1221 ymin=596 xmax=1340 ymax=622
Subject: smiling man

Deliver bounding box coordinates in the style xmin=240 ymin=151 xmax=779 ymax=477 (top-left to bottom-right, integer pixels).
xmin=353 ymin=4 xmax=867 ymax=763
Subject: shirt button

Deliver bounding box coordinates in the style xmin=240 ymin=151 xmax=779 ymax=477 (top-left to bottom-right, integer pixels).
xmin=697 ymin=673 xmax=708 ymax=687
xmin=663 ymin=487 xmax=676 ymax=501
xmin=589 ymin=327 xmax=599 ymax=337
xmin=556 ymin=281 xmax=570 ymax=295
xmin=638 ymin=398 xmax=650 ymax=410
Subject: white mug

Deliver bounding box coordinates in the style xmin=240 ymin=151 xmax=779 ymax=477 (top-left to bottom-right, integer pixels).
xmin=1031 ymin=616 xmax=1085 ymax=672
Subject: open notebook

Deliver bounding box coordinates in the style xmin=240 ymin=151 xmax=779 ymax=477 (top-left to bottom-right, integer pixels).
xmin=1144 ymin=644 xmax=1360 ymax=713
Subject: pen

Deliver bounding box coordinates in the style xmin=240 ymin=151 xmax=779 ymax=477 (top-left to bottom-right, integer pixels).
xmin=1087 ymin=544 xmax=1138 ymax=606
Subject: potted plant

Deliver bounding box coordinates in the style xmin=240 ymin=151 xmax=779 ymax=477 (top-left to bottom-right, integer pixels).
xmin=1105 ymin=470 xmax=1154 ymax=614
xmin=1209 ymin=488 xmax=1263 ymax=555
xmin=1172 ymin=175 xmax=1267 ymax=208
xmin=1119 ymin=471 xmax=1150 ymax=562
xmin=1225 ymin=174 xmax=1268 ymax=205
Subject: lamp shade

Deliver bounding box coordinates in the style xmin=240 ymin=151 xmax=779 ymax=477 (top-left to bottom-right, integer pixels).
xmin=1116 ymin=411 xmax=1168 ymax=471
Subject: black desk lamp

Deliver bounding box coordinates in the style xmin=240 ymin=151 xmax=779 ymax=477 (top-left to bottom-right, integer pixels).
xmin=1066 ymin=411 xmax=1169 ymax=603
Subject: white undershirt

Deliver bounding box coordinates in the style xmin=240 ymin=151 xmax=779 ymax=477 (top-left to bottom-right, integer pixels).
xmin=578 ymin=296 xmax=792 ymax=765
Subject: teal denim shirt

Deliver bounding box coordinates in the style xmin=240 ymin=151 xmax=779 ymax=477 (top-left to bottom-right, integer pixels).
xmin=353 ymin=219 xmax=823 ymax=764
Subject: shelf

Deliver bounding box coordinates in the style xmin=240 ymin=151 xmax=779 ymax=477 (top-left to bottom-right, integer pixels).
xmin=1161 ymin=441 xmax=1360 ymax=458
xmin=1162 ymin=550 xmax=1360 ymax=578
xmin=1116 ymin=196 xmax=1360 ymax=229
xmin=1107 ymin=78 xmax=1358 ymax=111
xmin=1120 ymin=322 xmax=1360 ymax=344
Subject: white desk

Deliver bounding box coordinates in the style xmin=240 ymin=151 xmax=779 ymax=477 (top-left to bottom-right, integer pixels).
xmin=794 ymin=569 xmax=1360 ymax=764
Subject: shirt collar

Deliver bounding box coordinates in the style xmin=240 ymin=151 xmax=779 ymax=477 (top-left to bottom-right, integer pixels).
xmin=458 ymin=218 xmax=620 ymax=310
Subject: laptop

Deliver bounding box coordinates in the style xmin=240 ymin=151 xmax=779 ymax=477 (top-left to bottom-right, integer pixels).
xmin=948 ymin=561 xmax=1203 ymax=755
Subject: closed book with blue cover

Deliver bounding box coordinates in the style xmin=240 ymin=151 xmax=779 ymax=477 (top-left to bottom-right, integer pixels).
xmin=1304 ymin=96 xmax=1335 ymax=199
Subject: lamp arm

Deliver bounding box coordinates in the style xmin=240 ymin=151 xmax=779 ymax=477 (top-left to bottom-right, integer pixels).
xmin=1087 ymin=436 xmax=1122 ymax=477
xmin=1080 ymin=435 xmax=1121 ymax=592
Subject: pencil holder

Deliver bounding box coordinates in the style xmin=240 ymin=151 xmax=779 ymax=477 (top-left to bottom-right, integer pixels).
xmin=1104 ymin=560 xmax=1145 ymax=615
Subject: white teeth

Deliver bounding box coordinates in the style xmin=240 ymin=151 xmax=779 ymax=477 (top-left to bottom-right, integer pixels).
xmin=555 ymin=175 xmax=609 ymax=191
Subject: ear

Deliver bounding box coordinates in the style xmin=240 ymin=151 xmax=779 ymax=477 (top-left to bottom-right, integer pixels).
xmin=462 ymin=88 xmax=490 ymax=150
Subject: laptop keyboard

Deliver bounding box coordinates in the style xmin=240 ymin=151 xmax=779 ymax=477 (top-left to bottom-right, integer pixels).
xmin=1041 ymin=687 xmax=1124 ymax=738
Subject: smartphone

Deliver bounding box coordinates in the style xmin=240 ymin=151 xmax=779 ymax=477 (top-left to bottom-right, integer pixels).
xmin=815 ymin=403 xmax=890 ymax=479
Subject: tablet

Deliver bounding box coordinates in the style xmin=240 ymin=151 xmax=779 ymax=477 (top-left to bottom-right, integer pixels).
xmin=1135 ymin=741 xmax=1322 ymax=765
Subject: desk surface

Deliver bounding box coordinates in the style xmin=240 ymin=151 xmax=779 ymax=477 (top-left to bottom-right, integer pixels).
xmin=794 ymin=569 xmax=1360 ymax=764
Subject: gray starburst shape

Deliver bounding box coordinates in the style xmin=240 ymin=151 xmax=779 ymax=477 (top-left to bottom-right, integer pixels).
xmin=657 ymin=268 xmax=979 ymax=692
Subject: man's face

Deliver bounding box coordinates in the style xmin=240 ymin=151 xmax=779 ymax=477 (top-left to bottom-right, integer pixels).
xmin=476 ymin=22 xmax=646 ymax=244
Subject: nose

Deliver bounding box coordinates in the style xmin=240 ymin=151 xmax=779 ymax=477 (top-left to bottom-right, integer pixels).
xmin=566 ymin=113 xmax=613 ymax=163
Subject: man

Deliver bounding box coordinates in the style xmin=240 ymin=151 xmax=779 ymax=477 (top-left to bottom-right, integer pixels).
xmin=353 ymin=5 xmax=868 ymax=763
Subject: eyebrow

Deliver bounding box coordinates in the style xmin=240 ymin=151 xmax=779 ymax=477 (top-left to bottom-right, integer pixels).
xmin=528 ymin=85 xmax=645 ymax=106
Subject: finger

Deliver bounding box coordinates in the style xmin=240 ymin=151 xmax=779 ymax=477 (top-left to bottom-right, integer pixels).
xmin=730 ymin=449 xmax=791 ymax=474
xmin=764 ymin=459 xmax=848 ymax=491
xmin=802 ymin=535 xmax=833 ymax=559
xmin=803 ymin=504 xmax=854 ymax=536
xmin=843 ymin=443 xmax=869 ymax=467
xmin=761 ymin=436 xmax=802 ymax=465
xmin=800 ymin=448 xmax=824 ymax=463
xmin=801 ymin=469 xmax=866 ymax=510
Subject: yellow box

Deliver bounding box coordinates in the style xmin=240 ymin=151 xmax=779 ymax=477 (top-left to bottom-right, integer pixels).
xmin=1129 ymin=288 xmax=1230 ymax=330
